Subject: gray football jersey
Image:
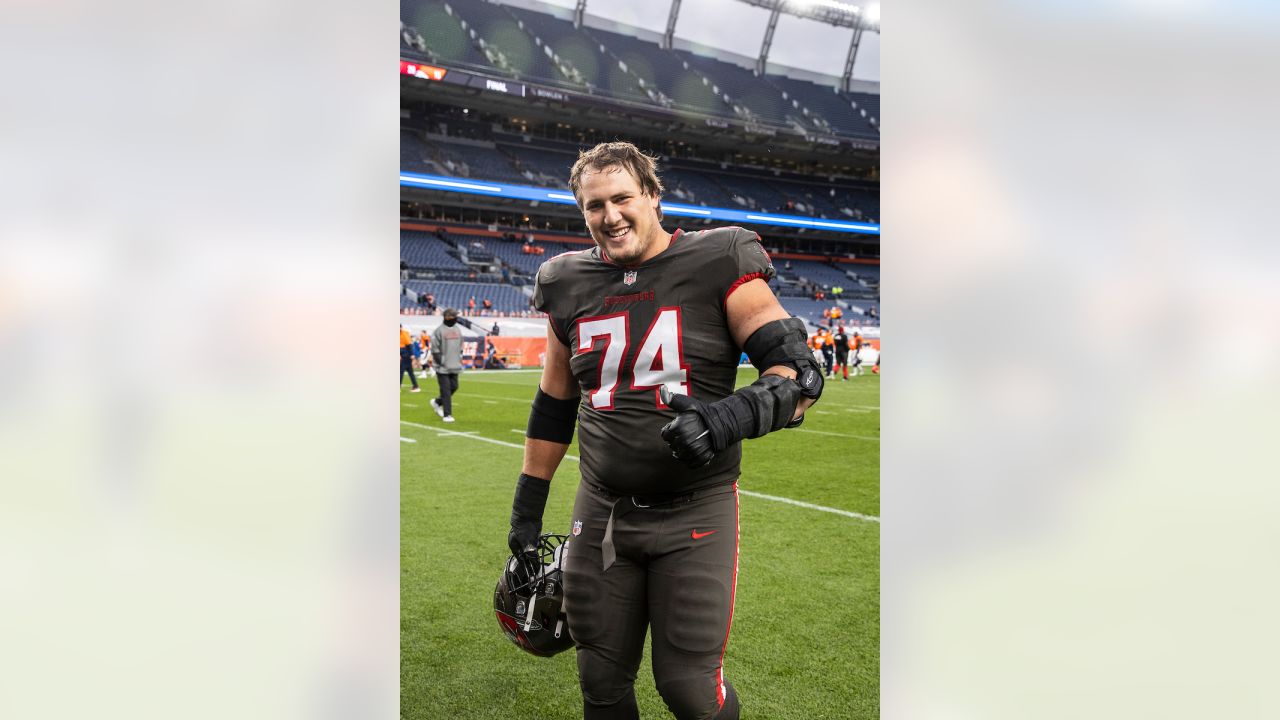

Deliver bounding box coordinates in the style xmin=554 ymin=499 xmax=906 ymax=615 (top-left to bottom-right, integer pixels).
xmin=534 ymin=226 xmax=776 ymax=496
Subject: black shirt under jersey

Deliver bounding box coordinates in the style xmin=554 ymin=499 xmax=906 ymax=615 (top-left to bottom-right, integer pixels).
xmin=534 ymin=226 xmax=775 ymax=496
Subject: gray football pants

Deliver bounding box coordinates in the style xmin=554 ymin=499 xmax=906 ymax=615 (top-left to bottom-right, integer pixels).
xmin=563 ymin=481 xmax=741 ymax=720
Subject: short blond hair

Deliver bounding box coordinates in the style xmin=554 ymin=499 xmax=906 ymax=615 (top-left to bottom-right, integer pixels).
xmin=569 ymin=142 xmax=665 ymax=220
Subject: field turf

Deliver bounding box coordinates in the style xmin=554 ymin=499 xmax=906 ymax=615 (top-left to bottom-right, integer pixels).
xmin=401 ymin=368 xmax=879 ymax=719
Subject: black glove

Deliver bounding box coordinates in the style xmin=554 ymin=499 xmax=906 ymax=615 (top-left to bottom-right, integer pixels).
xmin=508 ymin=473 xmax=550 ymax=556
xmin=659 ymin=387 xmax=717 ymax=469
xmin=660 ymin=375 xmax=804 ymax=469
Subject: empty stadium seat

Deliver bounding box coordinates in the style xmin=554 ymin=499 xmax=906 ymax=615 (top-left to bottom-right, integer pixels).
xmin=401 ymin=0 xmax=509 ymax=75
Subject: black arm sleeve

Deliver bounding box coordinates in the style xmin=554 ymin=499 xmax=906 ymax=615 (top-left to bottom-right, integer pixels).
xmin=526 ymin=388 xmax=579 ymax=444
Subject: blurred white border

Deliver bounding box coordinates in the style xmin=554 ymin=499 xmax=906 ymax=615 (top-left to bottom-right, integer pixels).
xmin=885 ymin=1 xmax=1280 ymax=717
xmin=0 ymin=1 xmax=397 ymax=718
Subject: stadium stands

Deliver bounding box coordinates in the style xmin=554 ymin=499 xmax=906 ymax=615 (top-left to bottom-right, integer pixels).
xmin=777 ymin=297 xmax=838 ymax=326
xmin=402 ymin=222 xmax=877 ymax=326
xmin=401 ymin=230 xmax=469 ymax=271
xmin=844 ymin=91 xmax=880 ymax=129
xmin=501 ymin=5 xmax=650 ymax=103
xmin=581 ymin=26 xmax=731 ymax=117
xmin=662 ymin=167 xmax=735 ymax=207
xmin=402 ymin=1 xmax=879 ymax=145
xmin=431 ymin=142 xmax=527 ymax=184
xmin=769 ymin=75 xmax=878 ymax=138
xmin=674 ymin=49 xmax=802 ymax=129
xmin=446 ymin=0 xmax=570 ymax=85
xmin=707 ymin=171 xmax=789 ymax=212
xmin=401 ymin=129 xmax=437 ymax=174
xmin=500 ymin=143 xmax=577 ymax=184
xmin=787 ymin=259 xmax=859 ymax=289
xmin=402 ymin=0 xmax=505 ymax=75
xmin=403 ymin=279 xmax=532 ymax=314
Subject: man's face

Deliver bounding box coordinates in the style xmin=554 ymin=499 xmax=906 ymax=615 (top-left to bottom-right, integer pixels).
xmin=576 ymin=165 xmax=662 ymax=265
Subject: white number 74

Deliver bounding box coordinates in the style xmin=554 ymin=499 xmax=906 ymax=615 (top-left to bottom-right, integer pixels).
xmin=576 ymin=308 xmax=690 ymax=409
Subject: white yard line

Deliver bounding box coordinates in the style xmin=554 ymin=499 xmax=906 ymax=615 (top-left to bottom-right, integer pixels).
xmin=402 ymin=404 xmax=417 ymax=407
xmin=739 ymin=490 xmax=879 ymax=522
xmin=459 ymin=393 xmax=530 ymax=403
xmin=793 ymin=428 xmax=879 ymax=442
xmin=400 ymin=437 xmax=416 ymax=443
xmin=404 ymin=422 xmax=873 ymax=521
xmin=402 ymin=421 xmax=579 ymax=457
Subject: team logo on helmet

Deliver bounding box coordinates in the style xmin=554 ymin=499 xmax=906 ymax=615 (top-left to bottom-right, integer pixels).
xmin=622 ymin=271 xmax=637 ymax=286
xmin=572 ymin=520 xmax=582 ymax=536
xmin=494 ymin=534 xmax=574 ymax=657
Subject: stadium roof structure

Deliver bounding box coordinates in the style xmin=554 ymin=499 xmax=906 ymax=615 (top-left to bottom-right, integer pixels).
xmin=723 ymin=0 xmax=879 ymax=87
xmin=733 ymin=0 xmax=879 ymax=30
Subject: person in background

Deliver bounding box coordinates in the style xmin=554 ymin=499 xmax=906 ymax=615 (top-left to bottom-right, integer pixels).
xmin=419 ymin=331 xmax=434 ymax=378
xmin=400 ymin=325 xmax=420 ymax=393
xmin=429 ymin=308 xmax=465 ymax=423
xmin=824 ymin=330 xmax=837 ymax=376
xmin=810 ymin=326 xmax=828 ymax=369
xmin=832 ymin=325 xmax=851 ymax=381
xmin=409 ymin=326 xmax=424 ymax=375
xmin=850 ymin=332 xmax=865 ymax=377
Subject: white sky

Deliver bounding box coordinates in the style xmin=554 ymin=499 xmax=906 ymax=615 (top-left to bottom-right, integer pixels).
xmin=530 ymin=0 xmax=880 ymax=82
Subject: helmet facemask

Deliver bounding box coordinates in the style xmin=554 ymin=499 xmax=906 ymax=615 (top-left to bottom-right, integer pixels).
xmin=494 ymin=533 xmax=574 ymax=657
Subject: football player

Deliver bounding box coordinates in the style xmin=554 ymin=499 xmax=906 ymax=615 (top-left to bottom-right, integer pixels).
xmin=851 ymin=331 xmax=865 ymax=377
xmin=506 ymin=142 xmax=822 ymax=720
xmin=400 ymin=325 xmax=420 ymax=393
xmin=820 ymin=327 xmax=835 ymax=377
xmin=832 ymin=325 xmax=851 ymax=380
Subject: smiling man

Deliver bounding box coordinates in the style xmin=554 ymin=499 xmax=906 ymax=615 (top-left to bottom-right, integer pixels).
xmin=572 ymin=145 xmax=668 ymax=266
xmin=503 ymin=141 xmax=824 ymax=720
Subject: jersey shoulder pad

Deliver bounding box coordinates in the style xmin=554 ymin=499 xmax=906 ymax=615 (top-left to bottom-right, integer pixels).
xmin=693 ymin=225 xmax=776 ymax=285
xmin=534 ymin=247 xmax=594 ymax=308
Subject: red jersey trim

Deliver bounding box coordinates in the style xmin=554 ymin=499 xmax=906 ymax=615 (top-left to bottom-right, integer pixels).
xmin=715 ymin=483 xmax=741 ymax=709
xmin=722 ymin=272 xmax=767 ymax=311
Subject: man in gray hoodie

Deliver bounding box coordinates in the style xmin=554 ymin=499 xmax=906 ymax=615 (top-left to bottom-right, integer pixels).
xmin=429 ymin=307 xmax=465 ymax=423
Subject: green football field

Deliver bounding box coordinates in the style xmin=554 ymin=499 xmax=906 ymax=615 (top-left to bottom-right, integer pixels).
xmin=401 ymin=368 xmax=879 ymax=719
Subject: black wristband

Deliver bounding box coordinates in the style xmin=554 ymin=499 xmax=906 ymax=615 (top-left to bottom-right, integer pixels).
xmin=511 ymin=473 xmax=550 ymax=524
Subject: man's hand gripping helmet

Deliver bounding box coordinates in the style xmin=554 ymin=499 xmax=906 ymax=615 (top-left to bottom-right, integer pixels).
xmin=493 ymin=533 xmax=574 ymax=657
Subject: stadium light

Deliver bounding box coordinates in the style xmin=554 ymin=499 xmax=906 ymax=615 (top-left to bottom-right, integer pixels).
xmin=867 ymin=3 xmax=879 ymax=24
xmin=399 ymin=172 xmax=880 ymax=236
xmin=736 ymin=0 xmax=871 ymax=30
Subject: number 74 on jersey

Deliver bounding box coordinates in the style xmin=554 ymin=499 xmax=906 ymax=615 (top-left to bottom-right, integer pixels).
xmin=576 ymin=308 xmax=689 ymax=410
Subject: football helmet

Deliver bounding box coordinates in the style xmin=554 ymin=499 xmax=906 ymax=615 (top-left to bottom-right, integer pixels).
xmin=494 ymin=533 xmax=574 ymax=657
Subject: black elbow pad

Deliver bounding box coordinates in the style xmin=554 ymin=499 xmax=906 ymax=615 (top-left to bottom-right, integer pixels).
xmin=742 ymin=318 xmax=824 ymax=401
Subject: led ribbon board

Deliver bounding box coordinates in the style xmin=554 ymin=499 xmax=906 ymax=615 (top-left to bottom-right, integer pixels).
xmin=399 ymin=172 xmax=879 ymax=236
